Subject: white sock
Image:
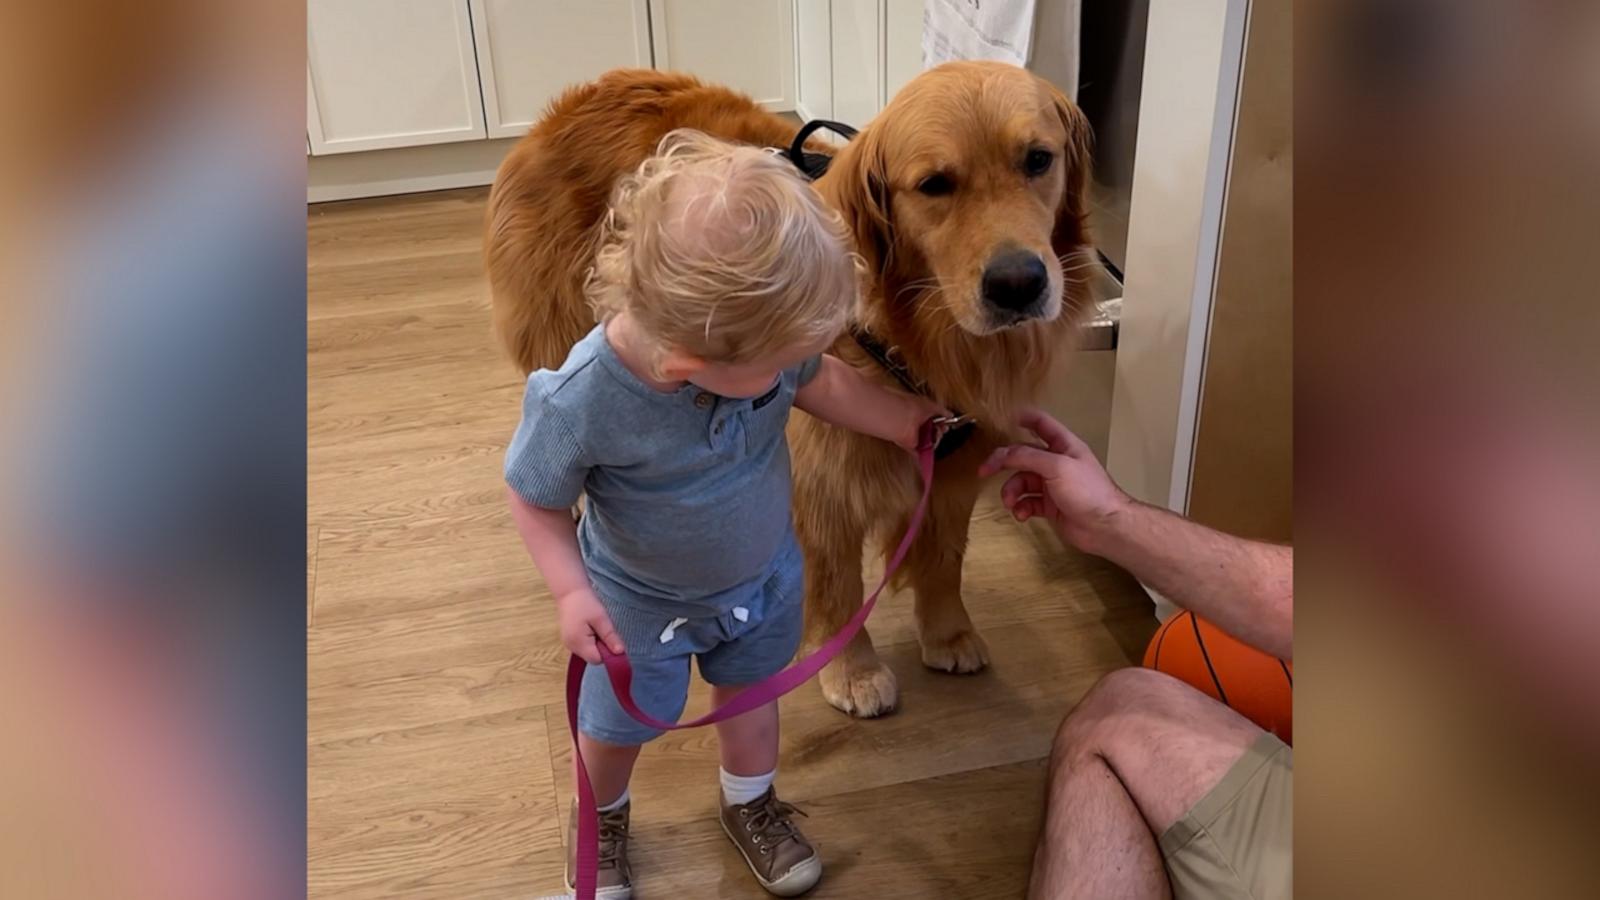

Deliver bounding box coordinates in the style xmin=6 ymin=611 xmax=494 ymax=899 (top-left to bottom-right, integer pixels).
xmin=720 ymin=768 xmax=776 ymax=806
xmin=597 ymin=788 xmax=630 ymax=812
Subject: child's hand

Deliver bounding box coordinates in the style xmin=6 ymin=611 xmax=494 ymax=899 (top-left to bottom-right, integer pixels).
xmin=795 ymin=356 xmax=957 ymax=451
xmin=900 ymin=397 xmax=952 ymax=451
xmin=555 ymin=587 xmax=625 ymax=664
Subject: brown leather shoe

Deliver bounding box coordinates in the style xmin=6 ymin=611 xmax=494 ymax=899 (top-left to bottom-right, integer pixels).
xmin=719 ymin=787 xmax=822 ymax=896
xmin=563 ymin=798 xmax=633 ymax=899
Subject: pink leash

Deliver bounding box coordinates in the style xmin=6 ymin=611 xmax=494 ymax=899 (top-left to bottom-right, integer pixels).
xmin=565 ymin=420 xmax=941 ymax=899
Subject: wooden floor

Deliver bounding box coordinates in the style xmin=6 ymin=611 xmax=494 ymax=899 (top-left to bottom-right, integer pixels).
xmin=307 ymin=187 xmax=1156 ymax=899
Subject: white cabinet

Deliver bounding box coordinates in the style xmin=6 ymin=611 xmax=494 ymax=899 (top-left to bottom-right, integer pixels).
xmin=793 ymin=0 xmax=926 ymax=126
xmin=795 ymin=0 xmax=833 ymax=119
xmin=470 ymin=0 xmax=653 ymax=140
xmin=649 ymin=0 xmax=796 ymax=110
xmin=306 ymin=0 xmax=487 ymax=154
xmin=307 ymin=1 xmax=809 ymax=197
xmin=830 ymin=0 xmax=883 ymax=126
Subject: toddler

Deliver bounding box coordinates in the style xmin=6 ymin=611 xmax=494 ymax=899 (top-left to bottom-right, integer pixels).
xmin=506 ymin=129 xmax=940 ymax=898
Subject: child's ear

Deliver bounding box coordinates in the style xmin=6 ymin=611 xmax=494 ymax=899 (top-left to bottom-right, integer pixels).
xmin=657 ymin=348 xmax=706 ymax=381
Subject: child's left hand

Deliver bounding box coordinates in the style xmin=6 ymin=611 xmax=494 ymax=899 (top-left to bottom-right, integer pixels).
xmin=900 ymin=397 xmax=953 ymax=451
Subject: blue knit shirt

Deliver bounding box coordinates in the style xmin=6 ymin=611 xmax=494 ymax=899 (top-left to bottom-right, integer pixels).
xmin=506 ymin=325 xmax=820 ymax=618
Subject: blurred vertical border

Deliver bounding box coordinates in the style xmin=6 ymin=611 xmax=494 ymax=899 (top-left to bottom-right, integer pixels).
xmin=1 ymin=1 xmax=306 ymax=897
xmin=1298 ymin=0 xmax=1600 ymax=896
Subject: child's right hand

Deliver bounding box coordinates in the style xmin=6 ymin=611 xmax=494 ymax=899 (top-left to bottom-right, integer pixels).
xmin=555 ymin=587 xmax=626 ymax=664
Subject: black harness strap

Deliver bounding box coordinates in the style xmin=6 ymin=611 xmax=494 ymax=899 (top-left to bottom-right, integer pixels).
xmin=784 ymin=120 xmax=977 ymax=460
xmin=786 ymin=119 xmax=859 ymax=180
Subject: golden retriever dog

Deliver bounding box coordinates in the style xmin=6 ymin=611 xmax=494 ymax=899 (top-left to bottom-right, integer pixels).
xmin=487 ymin=63 xmax=1094 ymax=717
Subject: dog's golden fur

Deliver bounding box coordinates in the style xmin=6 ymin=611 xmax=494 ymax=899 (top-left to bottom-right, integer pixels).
xmin=487 ymin=64 xmax=1093 ymax=717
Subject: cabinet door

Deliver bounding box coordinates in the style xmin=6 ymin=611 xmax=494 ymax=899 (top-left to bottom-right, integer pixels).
xmin=306 ymin=0 xmax=487 ymax=154
xmin=649 ymin=0 xmax=795 ymax=111
xmin=829 ymin=0 xmax=883 ymax=126
xmin=471 ymin=0 xmax=652 ymax=140
xmin=794 ymin=0 xmax=833 ymax=119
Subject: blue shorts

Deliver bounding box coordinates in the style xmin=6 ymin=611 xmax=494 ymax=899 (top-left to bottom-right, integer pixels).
xmin=576 ymin=548 xmax=805 ymax=746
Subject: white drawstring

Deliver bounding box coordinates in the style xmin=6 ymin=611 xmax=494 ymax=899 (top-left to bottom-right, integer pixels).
xmin=659 ymin=608 xmax=751 ymax=644
xmin=658 ymin=617 xmax=689 ymax=644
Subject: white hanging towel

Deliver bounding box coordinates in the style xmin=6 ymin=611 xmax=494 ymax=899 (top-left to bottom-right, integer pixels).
xmin=923 ymin=0 xmax=1039 ymax=68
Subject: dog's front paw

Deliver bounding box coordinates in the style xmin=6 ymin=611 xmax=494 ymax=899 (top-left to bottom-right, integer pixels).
xmin=920 ymin=628 xmax=991 ymax=674
xmin=819 ymin=656 xmax=899 ymax=718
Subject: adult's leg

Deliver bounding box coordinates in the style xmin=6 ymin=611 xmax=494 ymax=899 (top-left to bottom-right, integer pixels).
xmin=1029 ymin=668 xmax=1264 ymax=900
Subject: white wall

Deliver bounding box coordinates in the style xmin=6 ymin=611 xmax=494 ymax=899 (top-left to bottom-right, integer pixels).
xmin=1105 ymin=0 xmax=1247 ymax=517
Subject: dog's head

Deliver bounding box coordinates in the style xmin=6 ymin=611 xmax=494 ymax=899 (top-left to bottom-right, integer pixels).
xmin=823 ymin=62 xmax=1093 ymax=336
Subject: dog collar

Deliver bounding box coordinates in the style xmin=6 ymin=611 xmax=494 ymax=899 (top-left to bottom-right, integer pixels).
xmin=850 ymin=325 xmax=976 ymax=460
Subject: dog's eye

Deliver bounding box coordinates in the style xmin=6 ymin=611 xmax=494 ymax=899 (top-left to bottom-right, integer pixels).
xmin=916 ymin=173 xmax=955 ymax=197
xmin=1024 ymin=149 xmax=1054 ymax=177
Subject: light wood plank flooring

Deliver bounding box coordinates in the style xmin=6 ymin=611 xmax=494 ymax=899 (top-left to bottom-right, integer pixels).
xmin=308 ymin=187 xmax=1155 ymax=899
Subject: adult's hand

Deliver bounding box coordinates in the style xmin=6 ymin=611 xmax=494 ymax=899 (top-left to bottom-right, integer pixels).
xmin=978 ymin=409 xmax=1131 ymax=553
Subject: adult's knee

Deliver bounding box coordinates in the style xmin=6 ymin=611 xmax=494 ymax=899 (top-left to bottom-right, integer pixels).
xmin=1050 ymin=668 xmax=1175 ymax=770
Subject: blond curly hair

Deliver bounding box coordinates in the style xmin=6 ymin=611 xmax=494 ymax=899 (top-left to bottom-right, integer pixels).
xmin=585 ymin=129 xmax=862 ymax=365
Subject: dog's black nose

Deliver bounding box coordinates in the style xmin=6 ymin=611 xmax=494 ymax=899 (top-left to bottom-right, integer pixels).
xmin=981 ymin=251 xmax=1049 ymax=312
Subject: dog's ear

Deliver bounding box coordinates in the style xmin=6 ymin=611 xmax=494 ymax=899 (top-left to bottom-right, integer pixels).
xmin=826 ymin=126 xmax=893 ymax=278
xmin=1045 ymin=82 xmax=1094 ymax=251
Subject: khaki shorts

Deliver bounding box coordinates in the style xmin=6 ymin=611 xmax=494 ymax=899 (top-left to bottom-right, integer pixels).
xmin=1160 ymin=732 xmax=1293 ymax=899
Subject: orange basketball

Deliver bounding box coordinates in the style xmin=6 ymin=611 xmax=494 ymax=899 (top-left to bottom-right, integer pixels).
xmin=1143 ymin=610 xmax=1293 ymax=744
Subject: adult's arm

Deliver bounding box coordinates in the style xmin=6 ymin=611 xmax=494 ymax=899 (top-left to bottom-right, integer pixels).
xmin=981 ymin=410 xmax=1292 ymax=659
